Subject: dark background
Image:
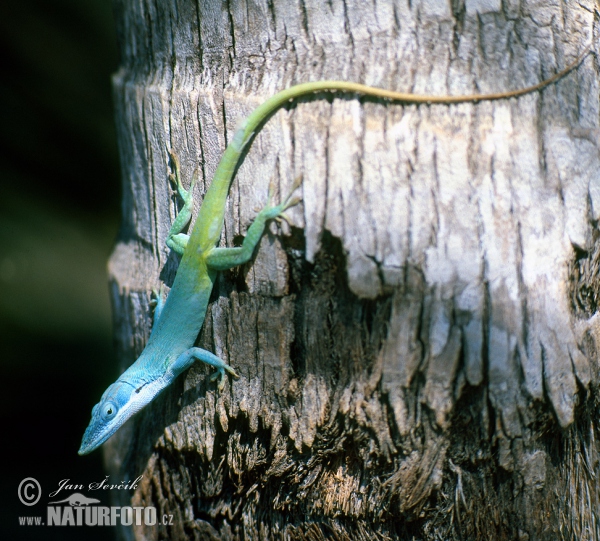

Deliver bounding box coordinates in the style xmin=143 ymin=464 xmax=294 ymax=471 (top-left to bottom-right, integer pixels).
xmin=1 ymin=1 xmax=123 ymax=539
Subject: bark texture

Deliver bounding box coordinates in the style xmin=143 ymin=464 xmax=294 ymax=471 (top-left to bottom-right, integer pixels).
xmin=107 ymin=1 xmax=600 ymax=539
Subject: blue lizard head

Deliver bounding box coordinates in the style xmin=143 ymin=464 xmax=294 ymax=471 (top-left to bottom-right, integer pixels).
xmin=78 ymin=377 xmax=160 ymax=455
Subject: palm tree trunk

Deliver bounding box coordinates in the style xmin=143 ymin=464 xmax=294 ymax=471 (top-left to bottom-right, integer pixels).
xmin=107 ymin=1 xmax=600 ymax=539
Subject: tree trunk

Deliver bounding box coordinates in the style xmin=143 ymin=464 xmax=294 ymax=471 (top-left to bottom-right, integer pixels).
xmin=107 ymin=1 xmax=600 ymax=539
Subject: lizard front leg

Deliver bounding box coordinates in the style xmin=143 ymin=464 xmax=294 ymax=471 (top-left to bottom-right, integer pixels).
xmin=169 ymin=347 xmax=240 ymax=391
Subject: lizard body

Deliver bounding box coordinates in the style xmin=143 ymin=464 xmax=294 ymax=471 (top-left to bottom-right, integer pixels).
xmin=79 ymin=51 xmax=588 ymax=455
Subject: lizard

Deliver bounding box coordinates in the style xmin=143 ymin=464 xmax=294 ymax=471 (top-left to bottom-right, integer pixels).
xmin=78 ymin=48 xmax=589 ymax=455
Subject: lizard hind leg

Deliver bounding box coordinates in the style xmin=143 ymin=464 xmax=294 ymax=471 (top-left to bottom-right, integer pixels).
xmin=205 ymin=176 xmax=303 ymax=271
xmin=166 ymin=150 xmax=198 ymax=255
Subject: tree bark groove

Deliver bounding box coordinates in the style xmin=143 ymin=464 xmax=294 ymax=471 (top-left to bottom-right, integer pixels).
xmin=107 ymin=1 xmax=600 ymax=539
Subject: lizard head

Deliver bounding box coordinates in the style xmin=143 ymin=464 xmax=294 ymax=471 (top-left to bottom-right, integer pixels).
xmin=78 ymin=378 xmax=157 ymax=455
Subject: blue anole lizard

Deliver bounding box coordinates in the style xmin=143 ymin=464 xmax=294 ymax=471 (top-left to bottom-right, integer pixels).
xmin=79 ymin=53 xmax=588 ymax=455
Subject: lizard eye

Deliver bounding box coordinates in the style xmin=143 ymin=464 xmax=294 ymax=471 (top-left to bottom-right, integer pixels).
xmin=101 ymin=402 xmax=117 ymax=420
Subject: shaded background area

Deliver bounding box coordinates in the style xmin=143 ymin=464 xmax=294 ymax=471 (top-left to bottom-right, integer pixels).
xmin=1 ymin=1 xmax=123 ymax=539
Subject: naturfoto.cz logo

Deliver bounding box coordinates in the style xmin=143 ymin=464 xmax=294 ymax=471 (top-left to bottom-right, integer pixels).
xmin=17 ymin=476 xmax=173 ymax=527
xmin=46 ymin=503 xmax=160 ymax=526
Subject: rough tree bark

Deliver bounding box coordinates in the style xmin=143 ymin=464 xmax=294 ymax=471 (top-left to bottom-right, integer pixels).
xmin=106 ymin=1 xmax=600 ymax=539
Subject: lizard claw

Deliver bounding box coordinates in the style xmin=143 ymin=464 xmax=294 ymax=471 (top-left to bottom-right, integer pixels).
xmin=276 ymin=176 xmax=303 ymax=211
xmin=275 ymin=213 xmax=293 ymax=227
xmin=265 ymin=175 xmax=303 ymax=212
xmin=167 ymin=150 xmax=181 ymax=186
xmin=290 ymin=174 xmax=303 ymax=193
xmin=267 ymin=178 xmax=277 ymax=205
xmin=282 ymin=175 xmax=303 ymax=209
xmin=210 ymin=365 xmax=240 ymax=391
xmin=283 ymin=196 xmax=302 ymax=211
